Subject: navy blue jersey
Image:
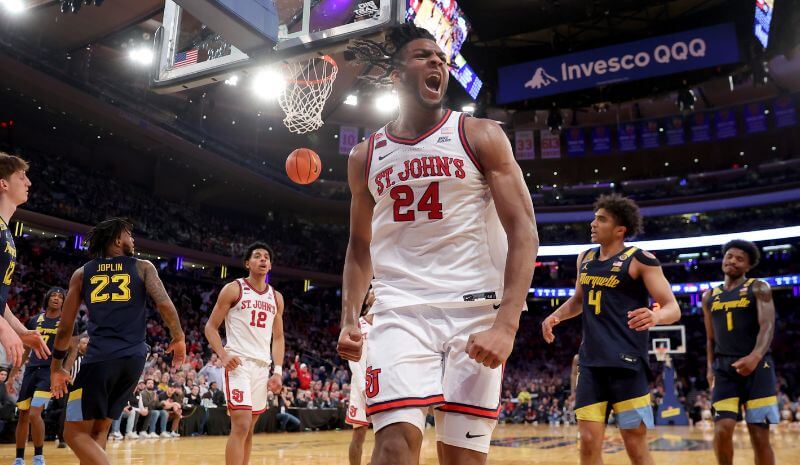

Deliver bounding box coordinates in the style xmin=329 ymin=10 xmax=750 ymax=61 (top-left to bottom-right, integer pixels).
xmin=25 ymin=312 xmax=68 ymax=367
xmin=578 ymin=247 xmax=654 ymax=370
xmin=0 ymin=218 xmax=17 ymax=316
xmin=710 ymin=278 xmax=762 ymax=357
xmin=81 ymin=256 xmax=148 ymax=364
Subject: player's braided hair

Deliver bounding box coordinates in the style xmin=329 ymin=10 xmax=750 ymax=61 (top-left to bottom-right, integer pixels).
xmin=593 ymin=194 xmax=644 ymax=239
xmin=86 ymin=217 xmax=133 ymax=258
xmin=345 ymin=22 xmax=437 ymax=87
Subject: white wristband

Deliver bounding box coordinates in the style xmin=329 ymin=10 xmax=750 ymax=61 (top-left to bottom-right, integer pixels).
xmin=273 ymin=365 xmax=282 ymax=376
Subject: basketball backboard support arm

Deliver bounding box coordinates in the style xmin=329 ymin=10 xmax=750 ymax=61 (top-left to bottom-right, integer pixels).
xmin=150 ymin=0 xmax=404 ymax=94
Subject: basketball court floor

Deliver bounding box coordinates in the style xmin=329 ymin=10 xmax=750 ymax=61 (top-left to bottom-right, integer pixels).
xmin=3 ymin=423 xmax=799 ymax=464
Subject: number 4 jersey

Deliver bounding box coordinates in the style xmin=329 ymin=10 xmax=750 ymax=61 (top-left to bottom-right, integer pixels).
xmin=82 ymin=256 xmax=148 ymax=363
xmin=224 ymin=278 xmax=278 ymax=363
xmin=365 ymin=110 xmax=507 ymax=313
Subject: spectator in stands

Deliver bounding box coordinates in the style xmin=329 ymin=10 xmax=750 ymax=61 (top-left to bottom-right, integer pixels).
xmin=163 ymin=382 xmax=184 ymax=437
xmin=141 ymin=379 xmax=168 ymax=437
xmin=274 ymin=389 xmax=300 ymax=432
xmin=0 ymin=369 xmax=15 ymax=434
xmin=110 ymin=381 xmax=145 ymax=440
xmin=295 ymin=355 xmax=311 ymax=393
xmin=198 ymin=354 xmax=224 ymax=389
xmin=202 ymin=381 xmax=225 ymax=407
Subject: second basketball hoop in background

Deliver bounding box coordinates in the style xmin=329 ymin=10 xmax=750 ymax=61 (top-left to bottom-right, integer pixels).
xmin=286 ymin=148 xmax=322 ymax=184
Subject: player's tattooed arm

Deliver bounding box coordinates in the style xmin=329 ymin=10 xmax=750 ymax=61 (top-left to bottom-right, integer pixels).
xmin=139 ymin=260 xmax=184 ymax=342
xmin=750 ymin=280 xmax=775 ymax=359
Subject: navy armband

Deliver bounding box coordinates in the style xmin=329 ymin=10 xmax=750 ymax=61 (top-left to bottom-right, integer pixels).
xmin=52 ymin=349 xmax=68 ymax=360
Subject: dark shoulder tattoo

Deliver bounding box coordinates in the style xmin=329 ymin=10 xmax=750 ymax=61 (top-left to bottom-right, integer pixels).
xmin=138 ymin=260 xmax=170 ymax=304
xmin=752 ymin=280 xmax=772 ymax=301
xmin=633 ymin=248 xmax=660 ymax=267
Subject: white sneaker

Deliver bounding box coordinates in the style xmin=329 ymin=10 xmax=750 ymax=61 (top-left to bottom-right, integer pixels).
xmin=170 ymin=431 xmax=180 ymax=438
xmin=160 ymin=432 xmax=172 ymax=438
xmin=112 ymin=432 xmax=123 ymax=440
xmin=125 ymin=432 xmax=139 ymax=440
xmin=145 ymin=432 xmax=158 ymax=438
xmin=13 ymin=458 xmax=24 ymax=465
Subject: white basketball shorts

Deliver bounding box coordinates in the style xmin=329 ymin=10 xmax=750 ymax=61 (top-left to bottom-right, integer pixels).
xmin=365 ymin=304 xmax=502 ymax=453
xmin=224 ymin=356 xmax=271 ymax=414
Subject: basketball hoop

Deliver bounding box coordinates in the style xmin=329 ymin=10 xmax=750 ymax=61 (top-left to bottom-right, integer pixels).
xmin=277 ymin=55 xmax=338 ymax=134
xmin=655 ymin=346 xmax=669 ymax=362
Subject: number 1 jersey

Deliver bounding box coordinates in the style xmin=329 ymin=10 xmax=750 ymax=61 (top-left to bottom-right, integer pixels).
xmin=224 ymin=278 xmax=278 ymax=363
xmin=365 ymin=110 xmax=507 ymax=313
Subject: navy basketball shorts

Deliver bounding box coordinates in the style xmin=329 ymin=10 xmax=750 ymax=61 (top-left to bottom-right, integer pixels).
xmin=17 ymin=366 xmax=52 ymax=411
xmin=574 ymin=365 xmax=654 ymax=429
xmin=67 ymin=356 xmax=146 ymax=422
xmin=711 ymin=354 xmax=779 ymax=424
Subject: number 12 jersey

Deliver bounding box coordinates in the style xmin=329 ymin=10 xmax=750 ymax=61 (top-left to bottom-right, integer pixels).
xmin=224 ymin=278 xmax=278 ymax=363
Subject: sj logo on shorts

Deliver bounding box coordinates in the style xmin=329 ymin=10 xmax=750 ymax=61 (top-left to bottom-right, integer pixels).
xmin=365 ymin=366 xmax=382 ymax=399
xmin=232 ymin=389 xmax=244 ymax=403
xmin=349 ymin=405 xmax=358 ymax=418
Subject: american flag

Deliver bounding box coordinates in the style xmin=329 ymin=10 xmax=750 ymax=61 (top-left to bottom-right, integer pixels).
xmin=173 ymin=49 xmax=198 ymax=68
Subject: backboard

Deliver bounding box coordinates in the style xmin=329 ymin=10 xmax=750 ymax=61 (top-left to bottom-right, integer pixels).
xmin=151 ymin=0 xmax=405 ymax=93
xmin=648 ymin=325 xmax=686 ymax=356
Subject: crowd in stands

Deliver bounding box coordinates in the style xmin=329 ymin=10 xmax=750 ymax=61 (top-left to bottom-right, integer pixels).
xmin=0 ymin=229 xmax=799 ymax=439
xmin=5 ymin=144 xmax=800 ymax=275
xmin=1 ymin=237 xmax=799 ymax=439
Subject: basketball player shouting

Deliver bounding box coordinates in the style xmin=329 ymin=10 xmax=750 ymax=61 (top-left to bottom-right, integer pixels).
xmin=50 ymin=218 xmax=185 ymax=465
xmin=541 ymin=194 xmax=680 ymax=465
xmin=346 ymin=289 xmax=375 ymax=465
xmin=338 ymin=23 xmax=538 ymax=465
xmin=205 ymin=242 xmax=284 ymax=465
xmin=703 ymin=240 xmax=777 ymax=465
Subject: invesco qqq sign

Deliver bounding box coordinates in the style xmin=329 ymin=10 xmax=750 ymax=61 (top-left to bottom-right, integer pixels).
xmin=498 ymin=23 xmax=740 ymax=104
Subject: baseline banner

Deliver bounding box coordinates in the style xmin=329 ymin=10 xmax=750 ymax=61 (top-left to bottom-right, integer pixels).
xmin=715 ymin=109 xmax=738 ymax=140
xmin=618 ymin=123 xmax=638 ymax=152
xmin=565 ymin=128 xmax=585 ymax=157
xmin=540 ymin=131 xmax=562 ymax=159
xmin=339 ymin=126 xmax=359 ymax=155
xmin=665 ymin=116 xmax=686 ymax=146
xmin=743 ymin=102 xmax=768 ymax=133
xmin=640 ymin=120 xmax=661 ymax=149
xmin=515 ymin=130 xmax=536 ymax=160
xmin=498 ymin=23 xmax=739 ymax=103
xmin=591 ymin=126 xmax=612 ymax=154
xmin=690 ymin=112 xmax=712 ymax=142
xmin=774 ymin=96 xmax=797 ymax=128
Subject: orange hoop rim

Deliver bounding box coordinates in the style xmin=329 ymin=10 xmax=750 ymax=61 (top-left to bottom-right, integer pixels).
xmin=282 ymin=55 xmax=338 ymax=85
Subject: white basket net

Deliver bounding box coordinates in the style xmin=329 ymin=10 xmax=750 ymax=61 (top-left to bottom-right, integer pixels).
xmin=278 ymin=55 xmax=338 ymax=134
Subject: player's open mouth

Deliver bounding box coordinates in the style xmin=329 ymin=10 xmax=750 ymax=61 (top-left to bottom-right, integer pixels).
xmin=424 ymin=73 xmax=442 ymax=94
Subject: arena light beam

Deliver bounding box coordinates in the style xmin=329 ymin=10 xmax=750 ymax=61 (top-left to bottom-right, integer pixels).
xmin=537 ymin=225 xmax=800 ymax=257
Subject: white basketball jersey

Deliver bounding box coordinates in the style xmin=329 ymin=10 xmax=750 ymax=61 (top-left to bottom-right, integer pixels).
xmin=224 ymin=278 xmax=278 ymax=363
xmin=347 ymin=316 xmax=372 ymax=388
xmin=365 ymin=110 xmax=508 ymax=313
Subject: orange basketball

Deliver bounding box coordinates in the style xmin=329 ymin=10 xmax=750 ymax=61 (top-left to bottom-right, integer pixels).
xmin=286 ymin=148 xmax=322 ymax=185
